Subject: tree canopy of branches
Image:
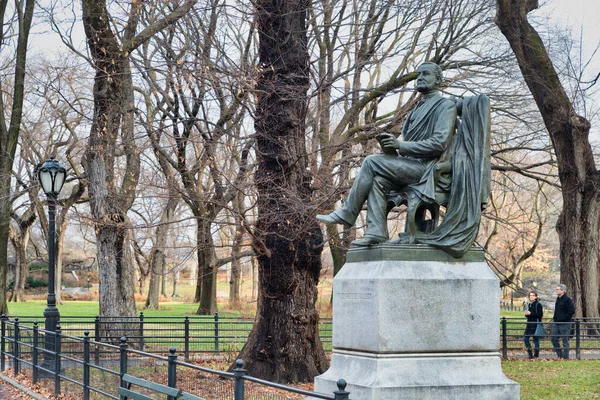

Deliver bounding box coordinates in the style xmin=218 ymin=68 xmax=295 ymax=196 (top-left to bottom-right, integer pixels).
xmin=134 ymin=0 xmax=254 ymax=314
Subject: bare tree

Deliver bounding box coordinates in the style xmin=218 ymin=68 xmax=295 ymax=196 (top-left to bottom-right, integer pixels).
xmin=133 ymin=0 xmax=254 ymax=314
xmin=80 ymin=0 xmax=196 ymax=317
xmin=8 ymin=172 xmax=37 ymax=302
xmin=24 ymin=55 xmax=90 ymax=304
xmin=496 ymin=0 xmax=600 ymax=317
xmin=0 ymin=0 xmax=35 ymax=314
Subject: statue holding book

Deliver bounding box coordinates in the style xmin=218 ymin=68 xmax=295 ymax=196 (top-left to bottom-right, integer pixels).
xmin=317 ymin=62 xmax=491 ymax=258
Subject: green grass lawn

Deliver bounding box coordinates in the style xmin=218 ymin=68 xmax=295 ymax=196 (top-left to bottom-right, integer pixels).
xmin=503 ymin=360 xmax=600 ymax=399
xmin=4 ymin=300 xmax=537 ymax=319
xmin=3 ymin=300 xmax=241 ymax=318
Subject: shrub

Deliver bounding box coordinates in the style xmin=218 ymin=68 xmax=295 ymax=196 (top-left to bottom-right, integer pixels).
xmin=28 ymin=262 xmax=48 ymax=272
xmin=26 ymin=276 xmax=47 ymax=289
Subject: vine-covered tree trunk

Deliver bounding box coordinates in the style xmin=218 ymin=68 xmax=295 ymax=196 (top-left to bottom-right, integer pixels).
xmin=496 ymin=0 xmax=600 ymax=318
xmin=236 ymin=0 xmax=328 ymax=382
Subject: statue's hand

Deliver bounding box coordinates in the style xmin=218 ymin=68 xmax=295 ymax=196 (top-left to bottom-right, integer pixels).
xmin=377 ymin=133 xmax=400 ymax=149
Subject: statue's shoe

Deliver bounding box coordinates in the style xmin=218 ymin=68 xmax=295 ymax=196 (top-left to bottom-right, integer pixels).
xmin=387 ymin=233 xmax=416 ymax=245
xmin=351 ymin=236 xmax=386 ymax=247
xmin=316 ymin=212 xmax=350 ymax=227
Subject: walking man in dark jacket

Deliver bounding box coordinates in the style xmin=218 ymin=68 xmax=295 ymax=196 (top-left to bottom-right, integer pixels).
xmin=551 ymin=284 xmax=576 ymax=359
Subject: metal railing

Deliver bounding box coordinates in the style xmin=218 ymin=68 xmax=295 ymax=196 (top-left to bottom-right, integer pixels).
xmin=4 ymin=313 xmax=333 ymax=360
xmin=0 ymin=317 xmax=349 ymax=400
xmin=500 ymin=317 xmax=600 ymax=359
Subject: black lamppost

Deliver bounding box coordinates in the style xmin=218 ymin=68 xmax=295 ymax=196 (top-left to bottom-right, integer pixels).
xmin=37 ymin=157 xmax=66 ymax=371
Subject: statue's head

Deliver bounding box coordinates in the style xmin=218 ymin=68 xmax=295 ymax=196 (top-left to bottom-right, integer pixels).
xmin=416 ymin=62 xmax=443 ymax=93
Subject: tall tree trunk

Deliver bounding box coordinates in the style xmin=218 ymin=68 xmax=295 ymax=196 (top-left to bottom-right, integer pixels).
xmin=161 ymin=268 xmax=167 ymax=297
xmin=8 ymin=195 xmax=37 ymax=303
xmin=10 ymin=229 xmax=30 ymax=302
xmin=251 ymin=256 xmax=257 ymax=301
xmin=236 ymin=0 xmax=328 ymax=382
xmin=195 ymin=218 xmax=217 ymax=314
xmin=145 ymin=256 xmax=161 ymax=308
xmin=496 ymin=0 xmax=600 ymax=317
xmin=172 ymin=271 xmax=179 ymax=297
xmin=0 ymin=0 xmax=35 ymax=315
xmin=229 ymin=192 xmax=244 ymax=305
xmin=82 ymin=0 xmax=139 ymax=318
xmin=54 ymin=225 xmax=66 ymax=305
xmin=145 ymin=195 xmax=178 ymax=309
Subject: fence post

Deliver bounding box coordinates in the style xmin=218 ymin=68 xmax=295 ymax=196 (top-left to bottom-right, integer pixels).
xmin=334 ymin=379 xmax=350 ymax=400
xmin=119 ymin=336 xmax=128 ymax=389
xmin=233 ymin=359 xmax=246 ymax=400
xmin=54 ymin=325 xmax=62 ymax=396
xmin=1 ymin=314 xmax=6 ymax=372
xmin=167 ymin=347 xmax=178 ymax=400
xmin=94 ymin=315 xmax=100 ymax=365
xmin=32 ymin=321 xmax=39 ymax=383
xmin=83 ymin=331 xmax=90 ymax=400
xmin=214 ymin=313 xmax=219 ymax=352
xmin=501 ymin=317 xmax=507 ymax=360
xmin=14 ymin=317 xmax=20 ymax=376
xmin=139 ymin=312 xmax=144 ymax=352
xmin=575 ymin=318 xmax=581 ymax=360
xmin=184 ymin=316 xmax=190 ymax=362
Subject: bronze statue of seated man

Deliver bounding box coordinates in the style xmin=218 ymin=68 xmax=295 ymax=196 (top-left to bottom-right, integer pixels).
xmin=317 ymin=62 xmax=491 ymax=257
xmin=317 ymin=62 xmax=456 ymax=246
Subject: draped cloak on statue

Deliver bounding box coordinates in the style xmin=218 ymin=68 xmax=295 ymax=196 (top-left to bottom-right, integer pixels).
xmin=414 ymin=95 xmax=491 ymax=258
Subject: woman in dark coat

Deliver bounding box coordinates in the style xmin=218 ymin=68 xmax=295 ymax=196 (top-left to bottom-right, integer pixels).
xmin=524 ymin=290 xmax=543 ymax=358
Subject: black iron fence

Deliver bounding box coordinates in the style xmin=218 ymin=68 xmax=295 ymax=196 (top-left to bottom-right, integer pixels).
xmin=0 ymin=317 xmax=348 ymax=400
xmin=3 ymin=313 xmax=332 ymax=360
xmin=500 ymin=317 xmax=600 ymax=359
xmin=4 ymin=314 xmax=600 ymax=362
xmin=3 ymin=314 xmax=600 ymax=398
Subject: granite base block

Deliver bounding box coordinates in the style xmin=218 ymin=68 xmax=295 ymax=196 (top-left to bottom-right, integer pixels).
xmin=310 ymin=246 xmax=519 ymax=400
xmin=313 ymin=350 xmax=519 ymax=400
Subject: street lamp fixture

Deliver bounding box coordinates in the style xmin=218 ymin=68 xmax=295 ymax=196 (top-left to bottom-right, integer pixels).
xmin=38 ymin=157 xmax=66 ymax=198
xmin=37 ymin=157 xmax=66 ymax=374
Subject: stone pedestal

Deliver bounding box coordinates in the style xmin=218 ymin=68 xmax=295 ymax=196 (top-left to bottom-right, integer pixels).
xmin=313 ymin=245 xmax=519 ymax=399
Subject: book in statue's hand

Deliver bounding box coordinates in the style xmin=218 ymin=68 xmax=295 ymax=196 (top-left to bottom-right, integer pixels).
xmin=376 ymin=133 xmax=399 ymax=156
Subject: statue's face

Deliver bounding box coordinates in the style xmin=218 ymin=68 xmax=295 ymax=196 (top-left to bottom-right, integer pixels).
xmin=416 ymin=64 xmax=440 ymax=93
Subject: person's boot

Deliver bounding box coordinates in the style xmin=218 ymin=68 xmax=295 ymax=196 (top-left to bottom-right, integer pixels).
xmin=563 ymin=350 xmax=569 ymax=359
xmin=534 ymin=349 xmax=539 ymax=358
xmin=527 ymin=349 xmax=533 ymax=359
xmin=556 ymin=349 xmax=563 ymax=359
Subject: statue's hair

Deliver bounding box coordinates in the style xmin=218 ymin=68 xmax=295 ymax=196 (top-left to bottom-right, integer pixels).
xmin=420 ymin=62 xmax=443 ymax=83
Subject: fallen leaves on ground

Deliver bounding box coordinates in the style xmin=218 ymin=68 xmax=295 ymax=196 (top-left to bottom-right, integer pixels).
xmin=3 ymin=359 xmax=318 ymax=400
